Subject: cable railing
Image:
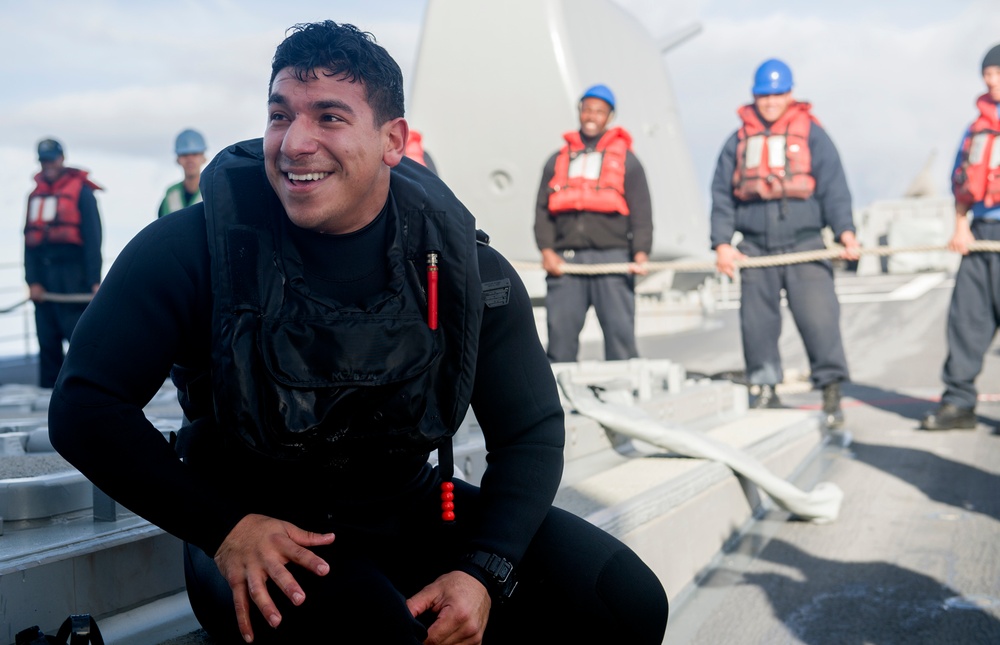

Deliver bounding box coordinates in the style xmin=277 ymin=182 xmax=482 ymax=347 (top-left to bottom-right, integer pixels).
xmin=0 ymin=261 xmax=37 ymax=358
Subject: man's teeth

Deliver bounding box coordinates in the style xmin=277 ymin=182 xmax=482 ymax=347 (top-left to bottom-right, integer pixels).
xmin=287 ymin=172 xmax=329 ymax=181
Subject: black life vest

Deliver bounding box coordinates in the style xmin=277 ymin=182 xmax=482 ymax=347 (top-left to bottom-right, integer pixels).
xmin=200 ymin=140 xmax=484 ymax=463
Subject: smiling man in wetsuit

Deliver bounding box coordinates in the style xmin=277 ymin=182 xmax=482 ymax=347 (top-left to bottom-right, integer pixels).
xmin=48 ymin=20 xmax=668 ymax=645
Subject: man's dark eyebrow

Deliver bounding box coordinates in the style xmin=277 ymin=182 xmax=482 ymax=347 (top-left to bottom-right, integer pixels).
xmin=314 ymin=99 xmax=354 ymax=115
xmin=266 ymin=94 xmax=354 ymax=116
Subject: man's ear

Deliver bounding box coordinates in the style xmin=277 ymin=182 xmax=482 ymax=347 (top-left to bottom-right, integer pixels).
xmin=384 ymin=117 xmax=408 ymax=167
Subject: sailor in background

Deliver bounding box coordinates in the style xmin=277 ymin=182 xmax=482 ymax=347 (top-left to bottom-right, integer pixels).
xmin=534 ymin=84 xmax=653 ymax=363
xmin=158 ymin=128 xmax=207 ymax=218
xmin=921 ymin=43 xmax=1000 ymax=431
xmin=709 ymin=59 xmax=860 ymax=426
xmin=403 ymin=129 xmax=439 ymax=175
xmin=24 ymin=138 xmax=103 ymax=389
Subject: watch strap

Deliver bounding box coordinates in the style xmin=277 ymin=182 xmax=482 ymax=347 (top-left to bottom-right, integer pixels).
xmin=460 ymin=550 xmax=518 ymax=601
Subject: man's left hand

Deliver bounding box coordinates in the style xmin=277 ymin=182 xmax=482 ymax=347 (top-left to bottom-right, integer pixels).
xmin=406 ymin=570 xmax=491 ymax=645
xmin=838 ymin=232 xmax=861 ymax=261
xmin=629 ymin=252 xmax=650 ymax=276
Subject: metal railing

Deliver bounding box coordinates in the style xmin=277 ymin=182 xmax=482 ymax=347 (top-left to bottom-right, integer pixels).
xmin=0 ymin=261 xmax=36 ymax=358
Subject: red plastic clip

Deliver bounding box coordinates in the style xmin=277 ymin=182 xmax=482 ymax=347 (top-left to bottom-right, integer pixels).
xmin=427 ymin=252 xmax=439 ymax=330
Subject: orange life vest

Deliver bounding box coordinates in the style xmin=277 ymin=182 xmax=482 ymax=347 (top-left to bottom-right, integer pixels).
xmin=952 ymin=93 xmax=1000 ymax=208
xmin=405 ymin=130 xmax=428 ymax=167
xmin=547 ymin=127 xmax=631 ymax=215
xmin=25 ymin=168 xmax=102 ymax=248
xmin=732 ymin=101 xmax=818 ymax=202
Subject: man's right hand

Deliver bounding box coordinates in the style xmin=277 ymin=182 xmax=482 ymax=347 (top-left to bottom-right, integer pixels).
xmin=406 ymin=570 xmax=491 ymax=645
xmin=213 ymin=513 xmax=335 ymax=643
xmin=540 ymin=248 xmax=565 ymax=277
xmin=28 ymin=283 xmax=45 ymax=303
xmin=949 ymin=213 xmax=975 ymax=255
xmin=714 ymin=244 xmax=746 ymax=279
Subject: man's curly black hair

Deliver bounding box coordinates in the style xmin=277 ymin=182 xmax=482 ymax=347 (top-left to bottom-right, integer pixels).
xmin=269 ymin=21 xmax=405 ymax=126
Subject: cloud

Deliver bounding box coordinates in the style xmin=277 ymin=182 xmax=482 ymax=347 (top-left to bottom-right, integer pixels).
xmin=8 ymin=83 xmax=263 ymax=159
xmin=655 ymin=0 xmax=1000 ymax=207
xmin=0 ymin=1 xmax=422 ymax=158
xmin=4 ymin=0 xmax=1000 ymax=274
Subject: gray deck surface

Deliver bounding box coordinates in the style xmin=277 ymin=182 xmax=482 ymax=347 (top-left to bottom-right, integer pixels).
xmin=5 ymin=270 xmax=1000 ymax=644
xmin=651 ymin=272 xmax=1000 ymax=644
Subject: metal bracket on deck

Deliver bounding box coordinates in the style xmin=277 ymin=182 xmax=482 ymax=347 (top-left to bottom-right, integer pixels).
xmin=93 ymin=487 xmax=118 ymax=522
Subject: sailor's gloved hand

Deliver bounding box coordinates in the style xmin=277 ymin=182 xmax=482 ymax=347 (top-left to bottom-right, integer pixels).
xmin=406 ymin=570 xmax=491 ymax=645
xmin=213 ymin=513 xmax=335 ymax=643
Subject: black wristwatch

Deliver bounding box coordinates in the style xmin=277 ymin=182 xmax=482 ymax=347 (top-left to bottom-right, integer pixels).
xmin=462 ymin=550 xmax=518 ymax=601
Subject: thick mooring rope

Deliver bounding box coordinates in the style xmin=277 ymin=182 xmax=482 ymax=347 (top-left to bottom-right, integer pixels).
xmin=0 ymin=292 xmax=94 ymax=314
xmin=512 ymin=241 xmax=1000 ymax=276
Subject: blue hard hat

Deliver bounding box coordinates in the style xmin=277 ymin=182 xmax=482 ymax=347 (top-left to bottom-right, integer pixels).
xmin=752 ymin=59 xmax=793 ymax=96
xmin=580 ymin=84 xmax=615 ymax=110
xmin=175 ymin=129 xmax=207 ymax=155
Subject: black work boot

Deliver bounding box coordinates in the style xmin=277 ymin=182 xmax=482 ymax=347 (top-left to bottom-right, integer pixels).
xmin=920 ymin=403 xmax=976 ymax=430
xmin=822 ymin=382 xmax=844 ymax=428
xmin=751 ymin=384 xmax=782 ymax=409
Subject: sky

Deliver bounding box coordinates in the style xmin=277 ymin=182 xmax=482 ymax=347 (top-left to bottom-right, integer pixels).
xmin=1 ymin=0 xmax=999 ymax=276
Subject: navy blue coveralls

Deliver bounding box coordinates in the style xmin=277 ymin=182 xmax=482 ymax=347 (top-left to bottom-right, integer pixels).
xmin=24 ymin=183 xmax=102 ymax=388
xmin=939 ymin=115 xmax=1000 ymax=410
xmin=710 ymin=119 xmax=854 ymax=388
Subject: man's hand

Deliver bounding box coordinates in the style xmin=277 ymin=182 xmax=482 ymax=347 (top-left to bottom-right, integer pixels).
xmin=949 ymin=213 xmax=975 ymax=255
xmin=213 ymin=514 xmax=335 ymax=643
xmin=838 ymin=231 xmax=861 ymax=261
xmin=714 ymin=244 xmax=745 ymax=279
xmin=540 ymin=248 xmax=565 ymax=277
xmin=406 ymin=570 xmax=491 ymax=645
xmin=28 ymin=283 xmax=45 ymax=303
xmin=629 ymin=251 xmax=650 ymax=276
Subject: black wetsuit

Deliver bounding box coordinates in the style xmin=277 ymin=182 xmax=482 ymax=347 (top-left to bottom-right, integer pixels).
xmin=49 ymin=179 xmax=667 ymax=642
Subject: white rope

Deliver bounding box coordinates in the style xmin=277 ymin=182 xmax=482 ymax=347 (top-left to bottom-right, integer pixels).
xmin=512 ymin=241 xmax=1000 ymax=276
xmin=556 ymin=372 xmax=843 ymax=523
xmin=0 ymin=292 xmax=94 ymax=314
xmin=41 ymin=292 xmax=95 ymax=303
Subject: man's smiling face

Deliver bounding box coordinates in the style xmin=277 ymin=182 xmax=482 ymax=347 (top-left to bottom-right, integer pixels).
xmin=264 ymin=67 xmax=402 ymax=234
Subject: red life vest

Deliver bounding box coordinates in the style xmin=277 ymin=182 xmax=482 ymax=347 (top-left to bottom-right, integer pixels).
xmin=547 ymin=126 xmax=631 ymax=215
xmin=952 ymin=93 xmax=1000 ymax=208
xmin=405 ymin=130 xmax=428 ymax=167
xmin=25 ymin=168 xmax=102 ymax=248
xmin=732 ymin=101 xmax=818 ymax=202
